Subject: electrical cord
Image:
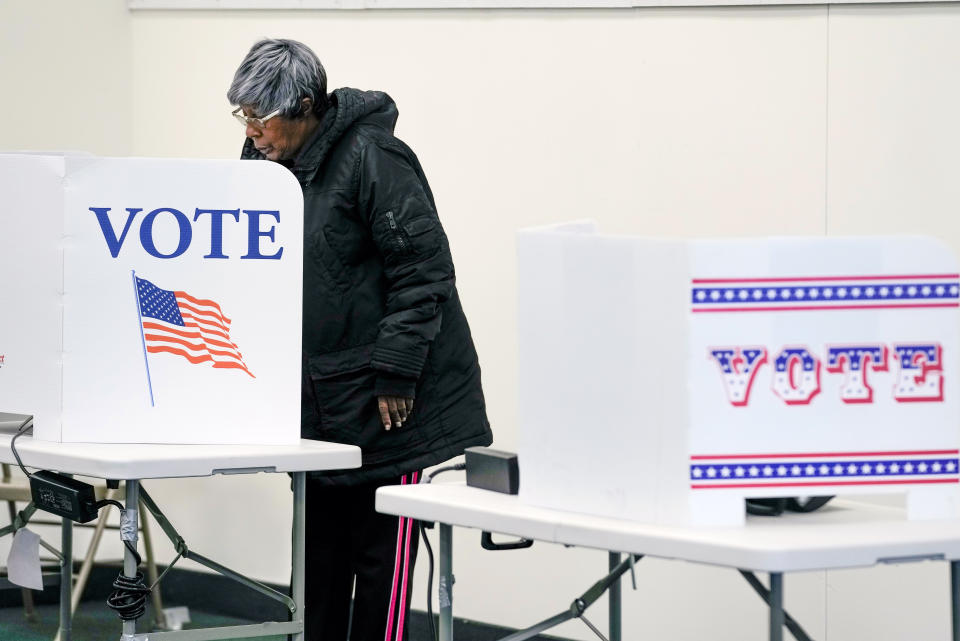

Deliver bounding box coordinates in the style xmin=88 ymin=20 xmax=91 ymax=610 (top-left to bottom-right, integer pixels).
xmin=10 ymin=415 xmax=35 ymax=479
xmin=419 ymin=462 xmax=466 ymax=641
xmin=106 ymin=553 xmax=150 ymax=622
xmin=9 ymin=417 xmax=149 ymax=621
xmin=425 ymin=463 xmax=466 ymax=480
xmin=419 ymin=520 xmax=436 ymax=641
xmin=107 ymin=547 xmax=150 ymax=621
xmin=97 ymin=499 xmax=126 ymax=512
xmin=98 ymin=498 xmax=151 ymax=621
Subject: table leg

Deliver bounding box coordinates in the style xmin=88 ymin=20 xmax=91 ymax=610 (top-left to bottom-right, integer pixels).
xmin=59 ymin=513 xmax=73 ymax=641
xmin=138 ymin=494 xmax=166 ymax=630
xmin=70 ymin=493 xmax=113 ymax=620
xmin=769 ymin=572 xmax=783 ymax=641
xmin=439 ymin=523 xmax=453 ymax=641
xmin=123 ymin=480 xmax=140 ymax=640
xmin=292 ymin=472 xmax=306 ymax=641
xmin=951 ymin=560 xmax=959 ymax=641
xmin=608 ymin=552 xmax=621 ymax=641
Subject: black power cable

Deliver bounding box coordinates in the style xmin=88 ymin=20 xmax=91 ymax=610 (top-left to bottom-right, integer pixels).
xmin=8 ymin=418 xmax=151 ymax=622
xmin=97 ymin=498 xmax=151 ymax=622
xmin=419 ymin=521 xmax=436 ymax=640
xmin=106 ymin=549 xmax=150 ymax=621
xmin=10 ymin=416 xmax=35 ymax=479
xmin=419 ymin=462 xmax=466 ymax=641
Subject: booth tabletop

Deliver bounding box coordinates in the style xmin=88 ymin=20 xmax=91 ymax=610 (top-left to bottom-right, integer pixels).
xmin=0 ymin=428 xmax=360 ymax=479
xmin=376 ymin=482 xmax=960 ymax=573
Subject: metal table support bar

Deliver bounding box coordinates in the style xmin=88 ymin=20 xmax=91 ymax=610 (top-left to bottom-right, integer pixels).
xmin=291 ymin=472 xmax=306 ymax=641
xmin=136 ymin=485 xmax=296 ymax=613
xmin=122 ymin=480 xmax=140 ymax=641
xmin=138 ymin=497 xmax=166 ymax=629
xmin=952 ymin=560 xmax=960 ymax=641
xmin=494 ymin=554 xmax=643 ymax=641
xmin=499 ymin=610 xmax=576 ymax=641
xmin=127 ymin=621 xmax=303 ymax=641
xmin=0 ymin=502 xmax=64 ymax=561
xmin=0 ymin=503 xmax=35 ymax=538
xmin=186 ymin=550 xmax=297 ymax=611
xmin=608 ymin=552 xmax=621 ymax=641
xmin=739 ymin=570 xmax=810 ymax=641
xmin=439 ymin=524 xmax=454 ymax=641
xmin=60 ymin=503 xmax=73 ymax=641
xmin=769 ymin=573 xmax=783 ymax=641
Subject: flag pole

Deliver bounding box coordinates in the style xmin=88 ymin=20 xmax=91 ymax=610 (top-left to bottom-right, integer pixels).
xmin=132 ymin=270 xmax=155 ymax=407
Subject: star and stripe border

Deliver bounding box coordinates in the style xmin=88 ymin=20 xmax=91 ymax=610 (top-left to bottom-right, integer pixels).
xmin=691 ymin=274 xmax=960 ymax=313
xmin=689 ymin=449 xmax=960 ymax=489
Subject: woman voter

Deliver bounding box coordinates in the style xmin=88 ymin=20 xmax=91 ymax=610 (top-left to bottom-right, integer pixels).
xmin=227 ymin=38 xmax=492 ymax=641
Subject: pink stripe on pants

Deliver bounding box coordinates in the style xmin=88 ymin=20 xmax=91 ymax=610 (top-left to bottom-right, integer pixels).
xmin=394 ymin=471 xmax=419 ymax=641
xmin=383 ymin=474 xmax=408 ymax=641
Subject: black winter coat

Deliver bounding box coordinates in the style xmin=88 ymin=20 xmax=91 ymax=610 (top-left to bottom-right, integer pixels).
xmin=241 ymin=88 xmax=491 ymax=484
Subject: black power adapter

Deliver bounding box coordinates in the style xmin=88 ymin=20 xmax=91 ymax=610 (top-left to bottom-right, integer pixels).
xmin=30 ymin=470 xmax=100 ymax=523
xmin=15 ymin=441 xmax=148 ymax=622
xmin=8 ymin=415 xmax=101 ymax=524
xmin=465 ymin=447 xmax=520 ymax=495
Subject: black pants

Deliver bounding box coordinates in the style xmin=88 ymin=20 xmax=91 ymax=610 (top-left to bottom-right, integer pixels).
xmin=305 ymin=472 xmax=421 ymax=641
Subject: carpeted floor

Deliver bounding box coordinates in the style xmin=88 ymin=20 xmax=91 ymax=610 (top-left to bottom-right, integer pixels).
xmin=0 ymin=602 xmax=286 ymax=641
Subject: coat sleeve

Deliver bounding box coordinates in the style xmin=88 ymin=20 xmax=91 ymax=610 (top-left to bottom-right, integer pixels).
xmin=357 ymin=141 xmax=455 ymax=396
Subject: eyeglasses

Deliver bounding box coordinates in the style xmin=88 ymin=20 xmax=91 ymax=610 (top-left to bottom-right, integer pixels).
xmin=232 ymin=106 xmax=282 ymax=129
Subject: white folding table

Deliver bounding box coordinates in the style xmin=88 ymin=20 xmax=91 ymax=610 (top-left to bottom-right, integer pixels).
xmin=376 ymin=482 xmax=960 ymax=641
xmin=0 ymin=427 xmax=360 ymax=641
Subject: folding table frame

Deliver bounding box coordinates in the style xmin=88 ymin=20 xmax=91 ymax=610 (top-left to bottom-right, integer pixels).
xmin=0 ymin=430 xmax=360 ymax=641
xmin=377 ymin=482 xmax=960 ymax=641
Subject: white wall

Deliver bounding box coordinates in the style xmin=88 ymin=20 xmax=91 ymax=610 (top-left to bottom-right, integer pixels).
xmin=3 ymin=2 xmax=960 ymax=639
xmin=0 ymin=0 xmax=132 ymax=155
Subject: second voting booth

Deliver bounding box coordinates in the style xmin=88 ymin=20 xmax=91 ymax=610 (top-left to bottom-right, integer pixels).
xmin=517 ymin=221 xmax=960 ymax=526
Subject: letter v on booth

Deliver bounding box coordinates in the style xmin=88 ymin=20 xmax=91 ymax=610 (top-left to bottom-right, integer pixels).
xmin=88 ymin=207 xmax=283 ymax=260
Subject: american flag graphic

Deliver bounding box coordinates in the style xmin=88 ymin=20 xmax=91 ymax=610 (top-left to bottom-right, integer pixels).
xmin=135 ymin=276 xmax=254 ymax=378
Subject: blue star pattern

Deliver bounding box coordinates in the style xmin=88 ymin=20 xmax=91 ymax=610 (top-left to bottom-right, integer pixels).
xmin=895 ymin=344 xmax=939 ymax=370
xmin=709 ymin=347 xmax=768 ymax=405
xmin=136 ymin=277 xmax=185 ymax=326
xmin=710 ymin=348 xmax=764 ymax=374
xmin=690 ymin=458 xmax=959 ymax=481
xmin=892 ymin=344 xmax=942 ymax=400
xmin=826 ymin=346 xmax=884 ymax=371
xmin=775 ymin=349 xmax=816 ymax=373
xmin=691 ymin=281 xmax=960 ymax=306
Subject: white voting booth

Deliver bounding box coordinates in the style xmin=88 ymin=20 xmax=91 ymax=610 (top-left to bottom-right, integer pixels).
xmin=518 ymin=221 xmax=960 ymax=526
xmin=0 ymin=153 xmax=304 ymax=445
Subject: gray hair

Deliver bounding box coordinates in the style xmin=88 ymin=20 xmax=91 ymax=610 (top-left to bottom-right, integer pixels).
xmin=227 ymin=39 xmax=329 ymax=118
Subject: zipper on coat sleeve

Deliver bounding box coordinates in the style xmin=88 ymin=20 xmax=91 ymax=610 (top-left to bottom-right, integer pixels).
xmin=385 ymin=210 xmax=407 ymax=253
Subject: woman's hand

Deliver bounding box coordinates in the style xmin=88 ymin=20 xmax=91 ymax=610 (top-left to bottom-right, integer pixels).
xmin=378 ymin=396 xmax=414 ymax=430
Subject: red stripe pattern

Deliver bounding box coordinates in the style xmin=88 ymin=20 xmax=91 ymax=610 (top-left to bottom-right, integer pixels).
xmin=691 ymin=275 xmax=960 ymax=314
xmin=692 ymin=273 xmax=960 ymax=284
xmin=689 ymin=450 xmax=959 ymax=489
xmin=135 ymin=276 xmax=254 ymax=378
